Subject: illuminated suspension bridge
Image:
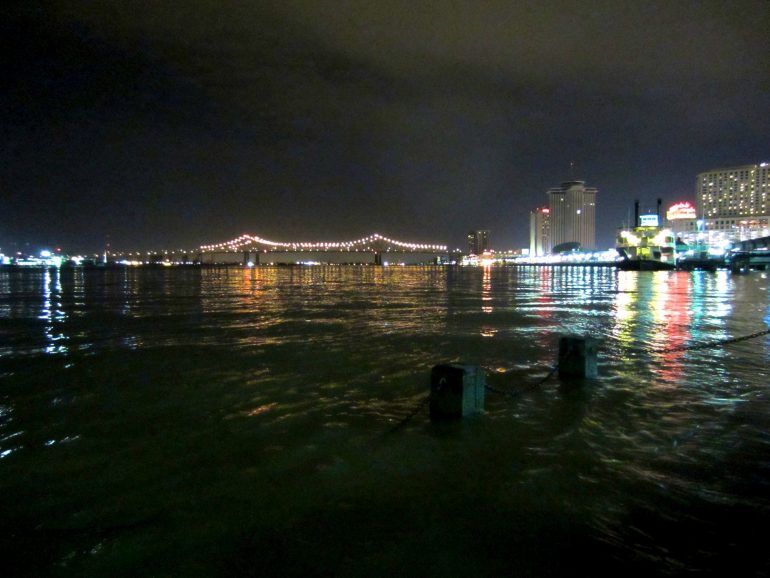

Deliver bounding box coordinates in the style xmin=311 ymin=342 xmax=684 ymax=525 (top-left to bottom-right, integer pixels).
xmin=111 ymin=233 xmax=450 ymax=265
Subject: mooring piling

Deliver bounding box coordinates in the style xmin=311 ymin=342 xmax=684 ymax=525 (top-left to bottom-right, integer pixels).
xmin=558 ymin=335 xmax=598 ymax=379
xmin=429 ymin=364 xmax=485 ymax=420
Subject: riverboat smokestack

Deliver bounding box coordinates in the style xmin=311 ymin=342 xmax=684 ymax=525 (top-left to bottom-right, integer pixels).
xmin=657 ymin=198 xmax=662 ymax=222
xmin=634 ymin=200 xmax=639 ymax=227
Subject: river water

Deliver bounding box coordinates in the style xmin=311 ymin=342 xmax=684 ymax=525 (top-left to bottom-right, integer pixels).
xmin=1 ymin=265 xmax=769 ymax=576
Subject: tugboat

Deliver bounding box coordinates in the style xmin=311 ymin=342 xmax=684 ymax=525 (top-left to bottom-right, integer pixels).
xmin=616 ymin=199 xmax=676 ymax=271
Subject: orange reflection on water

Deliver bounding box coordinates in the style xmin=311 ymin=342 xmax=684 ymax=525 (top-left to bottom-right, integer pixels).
xmin=481 ymin=265 xmax=492 ymax=314
xmin=479 ymin=265 xmax=495 ymax=336
xmin=244 ymin=402 xmax=278 ymax=416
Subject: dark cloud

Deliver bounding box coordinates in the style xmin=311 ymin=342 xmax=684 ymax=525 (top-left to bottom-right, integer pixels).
xmin=2 ymin=0 xmax=769 ymax=252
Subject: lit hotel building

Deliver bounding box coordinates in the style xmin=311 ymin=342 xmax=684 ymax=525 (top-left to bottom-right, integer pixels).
xmin=529 ymin=207 xmax=551 ymax=256
xmin=687 ymin=163 xmax=770 ymax=245
xmin=547 ymin=181 xmax=597 ymax=250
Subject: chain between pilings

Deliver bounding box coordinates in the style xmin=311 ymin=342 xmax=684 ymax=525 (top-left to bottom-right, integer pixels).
xmin=483 ymin=364 xmax=561 ymax=399
xmin=655 ymin=327 xmax=770 ymax=354
xmin=386 ymin=394 xmax=430 ymax=434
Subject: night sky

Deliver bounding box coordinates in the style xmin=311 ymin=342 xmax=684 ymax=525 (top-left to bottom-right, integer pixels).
xmin=4 ymin=0 xmax=769 ymax=254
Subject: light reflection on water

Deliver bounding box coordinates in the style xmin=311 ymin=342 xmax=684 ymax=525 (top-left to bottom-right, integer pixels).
xmin=0 ymin=265 xmax=769 ymax=576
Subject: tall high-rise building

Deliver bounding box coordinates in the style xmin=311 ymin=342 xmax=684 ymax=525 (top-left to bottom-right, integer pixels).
xmin=529 ymin=207 xmax=551 ymax=256
xmin=467 ymin=230 xmax=490 ymax=255
xmin=697 ymin=163 xmax=770 ymax=219
xmin=689 ymin=163 xmax=770 ymax=245
xmin=547 ymin=181 xmax=597 ymax=249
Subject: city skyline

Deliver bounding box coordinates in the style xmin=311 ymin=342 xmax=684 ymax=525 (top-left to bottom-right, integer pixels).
xmin=3 ymin=160 xmax=769 ymax=257
xmin=4 ymin=1 xmax=769 ymax=253
xmin=4 ymin=158 xmax=770 ymax=257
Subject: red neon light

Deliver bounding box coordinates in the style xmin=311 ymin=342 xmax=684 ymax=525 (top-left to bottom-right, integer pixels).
xmin=668 ymin=202 xmax=694 ymax=210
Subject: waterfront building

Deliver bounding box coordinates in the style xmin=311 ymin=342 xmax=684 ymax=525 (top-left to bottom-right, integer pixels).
xmin=529 ymin=207 xmax=551 ymax=256
xmin=547 ymin=181 xmax=597 ymax=250
xmin=697 ymin=163 xmax=770 ymax=219
xmin=677 ymin=163 xmax=770 ymax=246
xmin=467 ymin=230 xmax=490 ymax=255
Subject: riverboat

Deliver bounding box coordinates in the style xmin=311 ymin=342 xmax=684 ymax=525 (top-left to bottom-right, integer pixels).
xmin=616 ymin=213 xmax=676 ymax=271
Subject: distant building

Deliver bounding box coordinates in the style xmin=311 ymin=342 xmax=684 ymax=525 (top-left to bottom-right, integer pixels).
xmin=467 ymin=230 xmax=490 ymax=255
xmin=691 ymin=163 xmax=770 ymax=245
xmin=547 ymin=181 xmax=597 ymax=249
xmin=697 ymin=163 xmax=770 ymax=219
xmin=529 ymin=207 xmax=551 ymax=256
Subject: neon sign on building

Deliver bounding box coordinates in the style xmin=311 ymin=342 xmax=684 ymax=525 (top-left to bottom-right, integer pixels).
xmin=667 ymin=202 xmax=696 ymax=221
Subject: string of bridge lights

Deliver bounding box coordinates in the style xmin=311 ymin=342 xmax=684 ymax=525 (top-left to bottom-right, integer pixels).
xmin=199 ymin=233 xmax=447 ymax=252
